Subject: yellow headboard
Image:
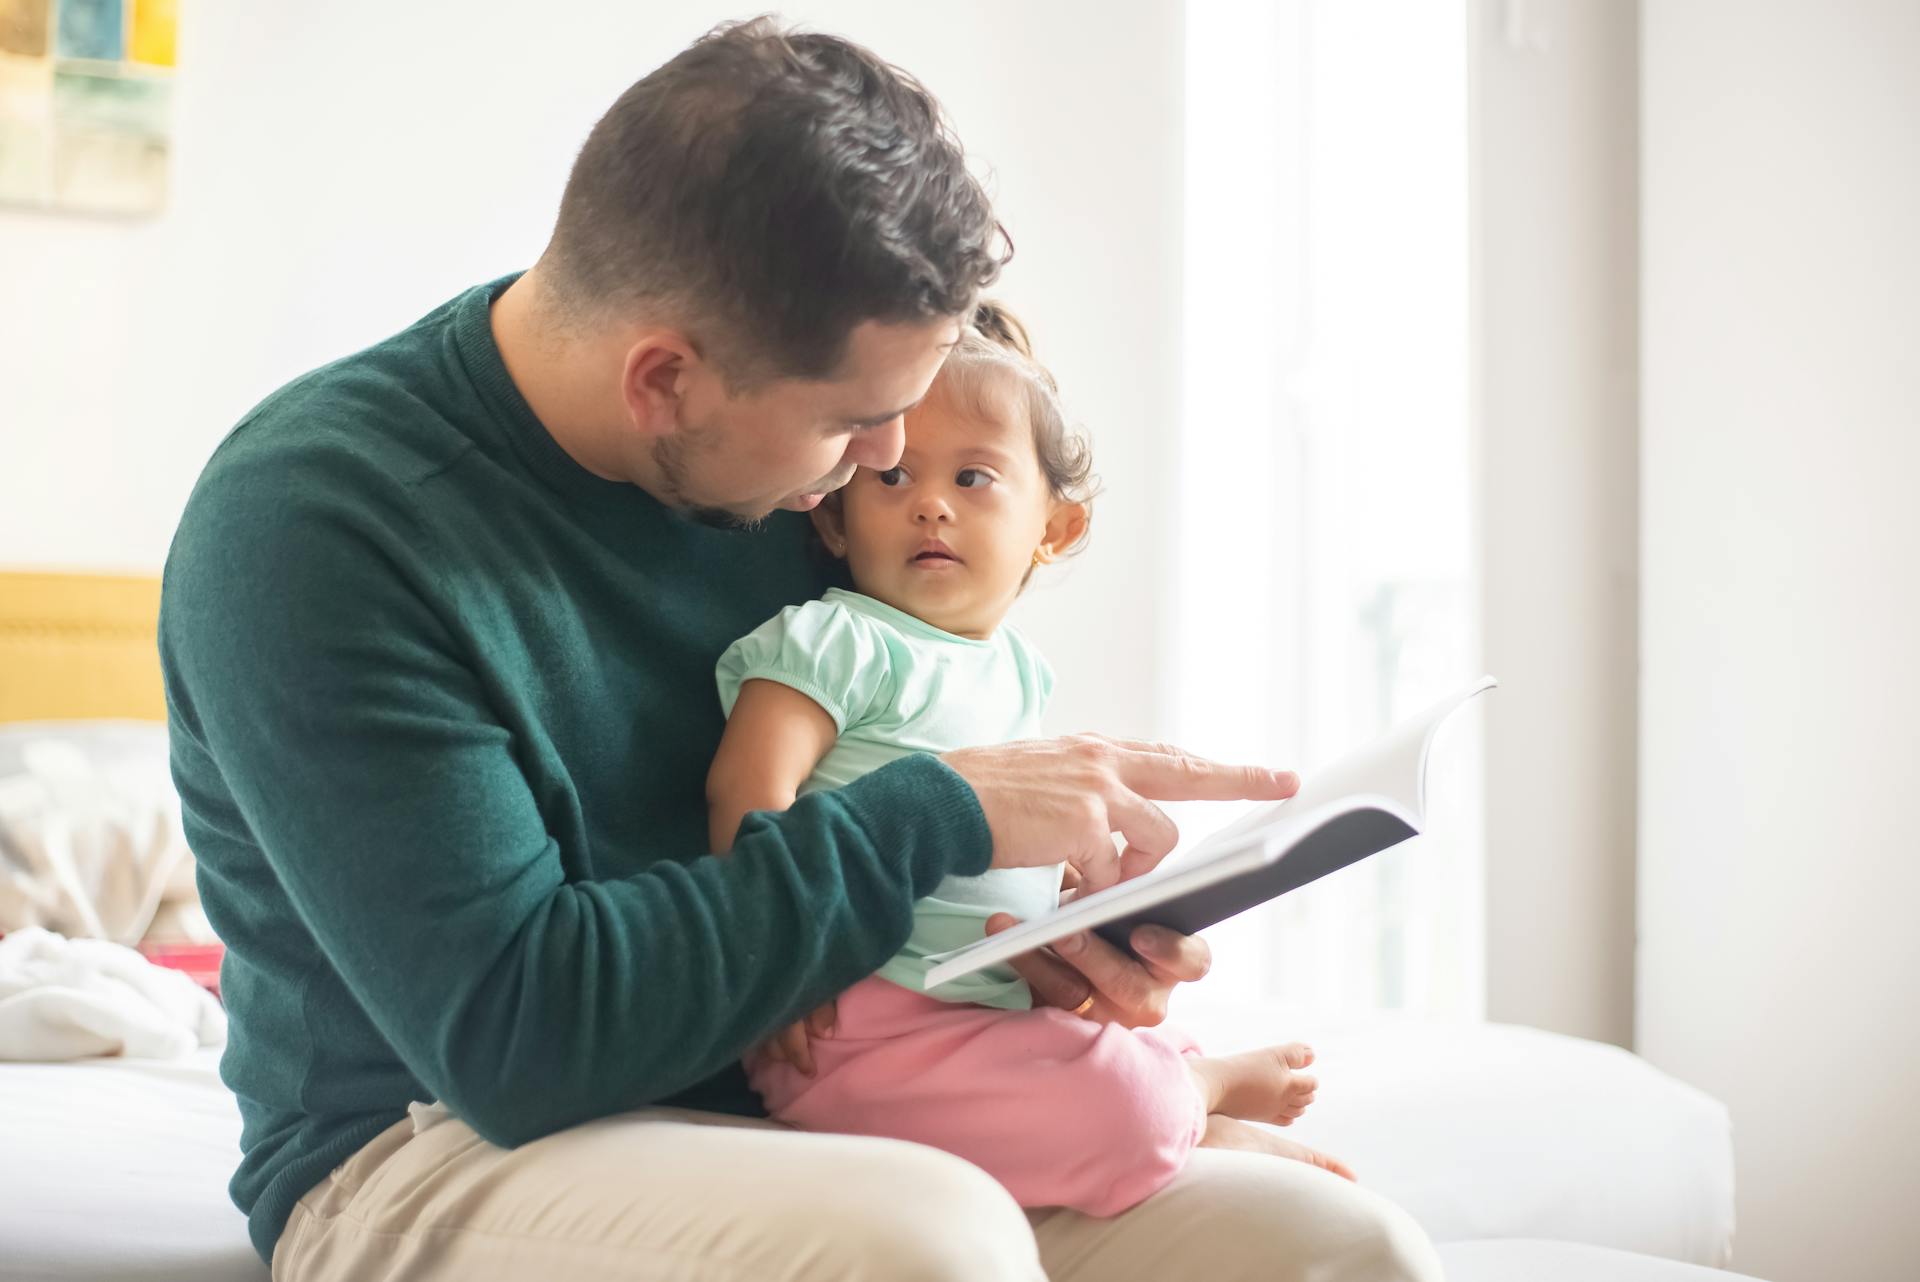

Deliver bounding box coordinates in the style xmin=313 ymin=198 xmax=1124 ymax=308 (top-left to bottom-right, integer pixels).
xmin=0 ymin=571 xmax=166 ymax=723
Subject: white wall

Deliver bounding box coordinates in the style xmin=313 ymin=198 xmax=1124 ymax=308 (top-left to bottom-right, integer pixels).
xmin=1639 ymin=3 xmax=1920 ymax=1280
xmin=1470 ymin=0 xmax=1640 ymax=1047
xmin=0 ymin=0 xmax=1182 ymax=741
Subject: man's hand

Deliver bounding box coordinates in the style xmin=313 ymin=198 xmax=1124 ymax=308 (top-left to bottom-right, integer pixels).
xmin=986 ymin=913 xmax=1211 ymax=1027
xmin=941 ymin=735 xmax=1300 ymax=893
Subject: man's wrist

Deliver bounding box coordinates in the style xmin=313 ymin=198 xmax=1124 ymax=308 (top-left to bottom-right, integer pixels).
xmin=837 ymin=753 xmax=993 ymax=891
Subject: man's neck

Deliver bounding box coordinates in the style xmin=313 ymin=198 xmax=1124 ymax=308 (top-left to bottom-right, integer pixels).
xmin=489 ymin=269 xmax=665 ymax=496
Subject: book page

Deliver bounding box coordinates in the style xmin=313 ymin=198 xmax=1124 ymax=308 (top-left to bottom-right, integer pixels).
xmin=921 ymin=675 xmax=1496 ymax=988
xmin=1180 ymin=673 xmax=1498 ymax=868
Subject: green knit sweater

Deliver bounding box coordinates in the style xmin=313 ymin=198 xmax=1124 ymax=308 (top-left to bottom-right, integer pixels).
xmin=159 ymin=276 xmax=993 ymax=1264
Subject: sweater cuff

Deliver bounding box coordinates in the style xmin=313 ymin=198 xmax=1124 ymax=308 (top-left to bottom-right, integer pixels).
xmin=836 ymin=753 xmax=994 ymax=894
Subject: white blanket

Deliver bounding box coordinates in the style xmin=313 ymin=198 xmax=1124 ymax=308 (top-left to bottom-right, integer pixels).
xmin=0 ymin=927 xmax=226 ymax=1061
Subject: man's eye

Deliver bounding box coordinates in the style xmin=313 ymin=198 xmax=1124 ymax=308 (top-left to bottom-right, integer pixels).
xmin=956 ymin=468 xmax=992 ymax=489
xmin=878 ymin=467 xmax=908 ymax=487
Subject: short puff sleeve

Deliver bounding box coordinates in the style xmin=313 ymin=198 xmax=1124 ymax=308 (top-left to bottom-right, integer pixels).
xmin=715 ymin=598 xmax=896 ymax=733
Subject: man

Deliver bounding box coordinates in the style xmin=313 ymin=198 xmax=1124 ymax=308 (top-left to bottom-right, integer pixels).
xmin=161 ymin=18 xmax=1442 ymax=1281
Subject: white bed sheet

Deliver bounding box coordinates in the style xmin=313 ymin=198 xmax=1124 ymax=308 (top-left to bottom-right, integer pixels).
xmin=0 ymin=1047 xmax=264 ymax=1282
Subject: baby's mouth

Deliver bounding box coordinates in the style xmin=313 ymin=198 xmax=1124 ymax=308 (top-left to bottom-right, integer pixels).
xmin=912 ymin=540 xmax=962 ymax=566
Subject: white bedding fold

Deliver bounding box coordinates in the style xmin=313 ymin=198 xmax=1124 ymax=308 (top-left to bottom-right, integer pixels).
xmin=0 ymin=926 xmax=226 ymax=1061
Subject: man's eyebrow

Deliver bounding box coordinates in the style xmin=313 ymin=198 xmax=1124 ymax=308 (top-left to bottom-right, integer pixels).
xmin=846 ymin=395 xmax=927 ymax=429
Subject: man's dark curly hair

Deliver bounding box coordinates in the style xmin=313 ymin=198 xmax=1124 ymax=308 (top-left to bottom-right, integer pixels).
xmin=543 ymin=16 xmax=1012 ymax=387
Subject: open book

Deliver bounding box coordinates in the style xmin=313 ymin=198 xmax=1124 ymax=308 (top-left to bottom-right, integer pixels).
xmin=922 ymin=675 xmax=1497 ymax=990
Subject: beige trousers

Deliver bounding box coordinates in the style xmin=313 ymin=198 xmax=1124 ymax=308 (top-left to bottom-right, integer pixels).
xmin=273 ymin=1102 xmax=1443 ymax=1282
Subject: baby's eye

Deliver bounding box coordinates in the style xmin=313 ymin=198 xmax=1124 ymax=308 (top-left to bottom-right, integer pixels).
xmin=877 ymin=466 xmax=909 ymax=487
xmin=955 ymin=468 xmax=993 ymax=489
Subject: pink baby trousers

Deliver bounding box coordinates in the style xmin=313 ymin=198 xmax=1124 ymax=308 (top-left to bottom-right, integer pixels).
xmin=747 ymin=975 xmax=1208 ymax=1217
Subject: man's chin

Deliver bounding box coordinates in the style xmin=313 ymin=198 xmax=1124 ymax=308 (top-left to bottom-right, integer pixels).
xmin=681 ymin=482 xmax=842 ymax=525
xmin=678 ymin=498 xmax=770 ymax=531
xmin=677 ymin=489 xmax=799 ymax=526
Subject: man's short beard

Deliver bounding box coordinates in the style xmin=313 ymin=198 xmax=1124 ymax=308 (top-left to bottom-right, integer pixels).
xmin=651 ymin=429 xmax=763 ymax=530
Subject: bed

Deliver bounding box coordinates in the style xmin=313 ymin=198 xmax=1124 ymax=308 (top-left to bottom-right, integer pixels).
xmin=0 ymin=570 xmax=260 ymax=1281
xmin=2 ymin=1049 xmax=259 ymax=1282
xmin=0 ymin=570 xmax=1756 ymax=1281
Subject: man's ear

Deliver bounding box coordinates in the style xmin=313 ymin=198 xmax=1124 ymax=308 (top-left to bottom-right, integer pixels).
xmin=1041 ymin=500 xmax=1089 ymax=557
xmin=619 ymin=332 xmax=699 ymax=439
xmin=810 ymin=499 xmax=850 ymax=559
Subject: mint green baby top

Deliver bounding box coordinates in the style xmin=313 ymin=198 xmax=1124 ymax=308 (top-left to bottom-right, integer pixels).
xmin=717 ymin=587 xmax=1061 ymax=1009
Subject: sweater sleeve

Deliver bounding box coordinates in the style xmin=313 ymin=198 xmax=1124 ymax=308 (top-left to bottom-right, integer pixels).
xmin=160 ymin=462 xmax=991 ymax=1147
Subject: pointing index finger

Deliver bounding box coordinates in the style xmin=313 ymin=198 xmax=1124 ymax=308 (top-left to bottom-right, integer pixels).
xmin=1110 ymin=745 xmax=1300 ymax=804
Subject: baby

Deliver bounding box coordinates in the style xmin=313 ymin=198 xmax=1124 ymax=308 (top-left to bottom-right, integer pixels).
xmin=707 ymin=303 xmax=1354 ymax=1215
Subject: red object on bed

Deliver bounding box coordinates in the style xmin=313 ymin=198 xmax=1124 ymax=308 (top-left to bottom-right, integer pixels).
xmin=139 ymin=942 xmax=225 ymax=997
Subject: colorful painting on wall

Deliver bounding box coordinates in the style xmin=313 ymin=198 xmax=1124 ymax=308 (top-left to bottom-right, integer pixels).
xmin=0 ymin=0 xmax=176 ymax=216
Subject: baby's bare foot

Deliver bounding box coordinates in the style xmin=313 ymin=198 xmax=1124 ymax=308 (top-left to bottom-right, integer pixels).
xmin=1199 ymin=1114 xmax=1358 ymax=1182
xmin=1189 ymin=1042 xmax=1317 ymax=1126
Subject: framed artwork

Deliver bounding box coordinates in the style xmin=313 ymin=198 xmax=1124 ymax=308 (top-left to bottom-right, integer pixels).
xmin=0 ymin=0 xmax=177 ymax=216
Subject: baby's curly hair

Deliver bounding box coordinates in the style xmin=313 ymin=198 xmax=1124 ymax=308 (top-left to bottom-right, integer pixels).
xmin=942 ymin=299 xmax=1099 ymax=559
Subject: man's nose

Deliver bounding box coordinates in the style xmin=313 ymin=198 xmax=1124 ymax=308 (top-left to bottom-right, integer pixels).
xmin=846 ymin=416 xmax=906 ymax=471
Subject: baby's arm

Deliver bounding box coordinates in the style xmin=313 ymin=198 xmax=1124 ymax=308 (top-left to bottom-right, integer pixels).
xmin=706 ymin=678 xmax=839 ymax=853
xmin=707 ymin=679 xmax=843 ymax=1072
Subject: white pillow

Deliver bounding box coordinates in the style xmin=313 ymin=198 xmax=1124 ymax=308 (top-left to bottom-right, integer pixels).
xmin=0 ymin=721 xmax=203 ymax=946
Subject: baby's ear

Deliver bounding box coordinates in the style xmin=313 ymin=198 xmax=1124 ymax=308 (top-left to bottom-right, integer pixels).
xmin=810 ymin=498 xmax=850 ymax=558
xmin=1043 ymin=499 xmax=1089 ymax=555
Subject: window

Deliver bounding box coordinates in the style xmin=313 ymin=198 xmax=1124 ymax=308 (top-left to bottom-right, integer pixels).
xmin=1171 ymin=0 xmax=1479 ymax=1016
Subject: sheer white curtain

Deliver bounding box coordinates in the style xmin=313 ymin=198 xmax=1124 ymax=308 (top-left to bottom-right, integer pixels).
xmin=1167 ymin=0 xmax=1480 ymax=1016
